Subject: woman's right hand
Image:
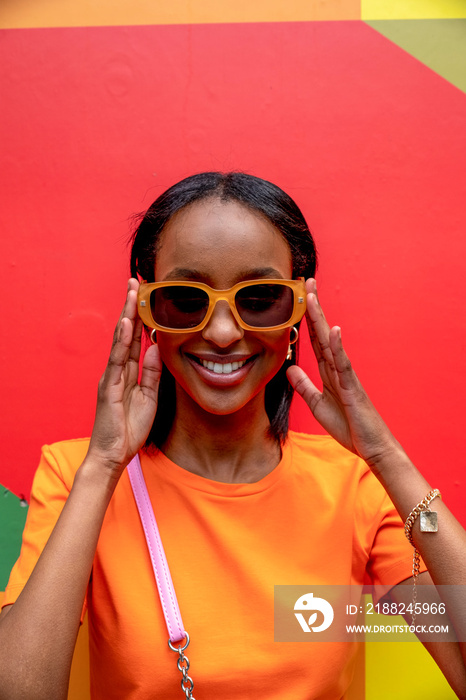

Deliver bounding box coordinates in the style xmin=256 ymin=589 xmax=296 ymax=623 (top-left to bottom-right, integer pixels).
xmin=0 ymin=280 xmax=161 ymax=699
xmin=87 ymin=278 xmax=162 ymax=477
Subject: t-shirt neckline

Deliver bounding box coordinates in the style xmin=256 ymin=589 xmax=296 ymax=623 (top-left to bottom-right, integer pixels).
xmin=142 ymin=440 xmax=292 ymax=496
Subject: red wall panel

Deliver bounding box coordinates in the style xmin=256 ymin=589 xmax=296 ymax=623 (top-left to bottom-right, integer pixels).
xmin=0 ymin=22 xmax=464 ymax=524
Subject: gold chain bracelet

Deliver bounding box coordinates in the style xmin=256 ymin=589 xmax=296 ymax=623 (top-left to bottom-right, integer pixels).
xmin=404 ymin=488 xmax=441 ymax=625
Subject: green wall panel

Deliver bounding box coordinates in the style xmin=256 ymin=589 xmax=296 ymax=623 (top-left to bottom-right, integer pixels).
xmin=366 ymin=19 xmax=466 ymax=92
xmin=0 ymin=485 xmax=28 ymax=590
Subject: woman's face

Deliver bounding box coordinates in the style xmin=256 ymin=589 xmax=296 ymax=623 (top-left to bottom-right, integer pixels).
xmin=153 ymin=197 xmax=294 ymax=417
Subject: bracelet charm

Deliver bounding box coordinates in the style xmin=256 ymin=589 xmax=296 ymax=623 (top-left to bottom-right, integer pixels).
xmin=420 ymin=509 xmax=438 ymax=532
xmin=404 ymin=488 xmax=441 ymax=545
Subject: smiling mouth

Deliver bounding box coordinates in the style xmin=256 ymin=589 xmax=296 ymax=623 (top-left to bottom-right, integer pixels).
xmin=188 ymin=355 xmax=256 ymax=375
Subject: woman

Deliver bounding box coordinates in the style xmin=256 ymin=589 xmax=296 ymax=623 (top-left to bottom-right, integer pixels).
xmin=0 ymin=172 xmax=465 ymax=699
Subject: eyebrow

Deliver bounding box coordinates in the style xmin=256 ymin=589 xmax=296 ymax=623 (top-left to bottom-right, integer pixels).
xmin=163 ymin=267 xmax=286 ymax=282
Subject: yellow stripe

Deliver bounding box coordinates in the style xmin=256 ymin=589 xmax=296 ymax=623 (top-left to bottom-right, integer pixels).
xmin=1 ymin=0 xmax=360 ymax=29
xmin=362 ymin=0 xmax=466 ymax=20
xmin=366 ymin=636 xmax=457 ymax=698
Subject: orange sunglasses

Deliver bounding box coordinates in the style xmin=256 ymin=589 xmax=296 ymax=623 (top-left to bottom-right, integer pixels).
xmin=137 ymin=278 xmax=306 ymax=332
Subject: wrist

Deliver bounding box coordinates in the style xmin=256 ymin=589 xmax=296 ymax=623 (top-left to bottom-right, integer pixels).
xmin=365 ymin=443 xmax=433 ymax=517
xmin=363 ymin=437 xmax=411 ymax=479
xmin=74 ymin=453 xmax=125 ymax=500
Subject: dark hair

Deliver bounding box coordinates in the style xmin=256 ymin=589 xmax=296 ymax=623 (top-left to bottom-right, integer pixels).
xmin=130 ymin=172 xmax=317 ymax=447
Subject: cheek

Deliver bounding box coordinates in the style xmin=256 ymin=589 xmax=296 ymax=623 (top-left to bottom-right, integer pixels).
xmin=154 ymin=332 xmax=183 ymax=367
xmin=263 ymin=329 xmax=291 ymax=354
xmin=258 ymin=331 xmax=291 ymax=378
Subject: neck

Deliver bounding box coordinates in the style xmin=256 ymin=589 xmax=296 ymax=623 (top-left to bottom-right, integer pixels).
xmin=160 ymin=388 xmax=282 ymax=483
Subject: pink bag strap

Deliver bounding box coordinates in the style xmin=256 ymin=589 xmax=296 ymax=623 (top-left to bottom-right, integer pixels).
xmin=127 ymin=454 xmax=186 ymax=643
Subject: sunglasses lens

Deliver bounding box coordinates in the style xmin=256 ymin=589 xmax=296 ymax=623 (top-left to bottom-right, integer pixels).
xmin=150 ymin=286 xmax=209 ymax=329
xmin=235 ymin=284 xmax=294 ymax=328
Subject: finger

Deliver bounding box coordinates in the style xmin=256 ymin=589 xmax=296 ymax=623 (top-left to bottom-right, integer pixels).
xmin=125 ymin=315 xmax=144 ymax=387
xmin=305 ymin=289 xmax=332 ymax=354
xmin=105 ymin=318 xmax=133 ymax=389
xmin=305 ymin=277 xmax=317 ymax=295
xmin=304 ymin=293 xmax=322 ymax=357
xmin=305 ymin=283 xmax=358 ymax=391
xmin=123 ymin=280 xmax=139 ymax=327
xmin=306 ymin=277 xmax=324 ymax=307
xmin=286 ymin=365 xmax=323 ymax=415
xmin=329 ymin=326 xmax=359 ymax=393
xmin=105 ymin=285 xmax=140 ymax=389
xmin=305 ymin=292 xmax=338 ymax=384
xmin=114 ymin=279 xmax=139 ymax=332
xmin=111 ymin=279 xmax=139 ymax=344
xmin=140 ymin=343 xmax=162 ymax=404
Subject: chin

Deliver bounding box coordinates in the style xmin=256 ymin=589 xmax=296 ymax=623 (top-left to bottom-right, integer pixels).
xmin=181 ymin=383 xmax=266 ymax=419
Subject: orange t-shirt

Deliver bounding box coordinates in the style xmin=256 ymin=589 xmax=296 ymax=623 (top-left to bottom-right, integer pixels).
xmin=4 ymin=432 xmax=418 ymax=699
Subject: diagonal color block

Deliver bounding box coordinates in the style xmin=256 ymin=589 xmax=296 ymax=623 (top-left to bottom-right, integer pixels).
xmin=366 ymin=636 xmax=457 ymax=699
xmin=366 ymin=19 xmax=466 ymax=93
xmin=362 ymin=0 xmax=466 ymax=20
xmin=0 ymin=486 xmax=28 ymax=590
xmin=0 ymin=0 xmax=360 ymax=29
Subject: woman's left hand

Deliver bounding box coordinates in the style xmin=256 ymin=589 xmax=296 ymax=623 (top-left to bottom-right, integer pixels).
xmin=286 ymin=279 xmax=399 ymax=468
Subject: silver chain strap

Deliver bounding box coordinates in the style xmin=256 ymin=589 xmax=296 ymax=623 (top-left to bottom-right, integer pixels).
xmin=168 ymin=632 xmax=196 ymax=699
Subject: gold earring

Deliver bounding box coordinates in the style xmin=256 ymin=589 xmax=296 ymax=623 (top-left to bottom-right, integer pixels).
xmin=286 ymin=326 xmax=299 ymax=361
xmin=150 ymin=329 xmax=157 ymax=345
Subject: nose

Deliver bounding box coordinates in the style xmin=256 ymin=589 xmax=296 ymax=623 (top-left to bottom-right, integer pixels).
xmin=201 ymin=300 xmax=244 ymax=347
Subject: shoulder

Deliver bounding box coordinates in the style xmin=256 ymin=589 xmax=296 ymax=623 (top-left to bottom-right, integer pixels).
xmin=285 ymin=431 xmax=387 ymax=507
xmin=34 ymin=438 xmax=91 ymax=493
xmin=286 ymin=430 xmax=369 ymax=474
xmin=41 ymin=437 xmax=91 ymax=461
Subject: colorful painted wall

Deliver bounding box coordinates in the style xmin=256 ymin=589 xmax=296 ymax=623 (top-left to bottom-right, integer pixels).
xmin=1 ymin=2 xmax=465 ymax=697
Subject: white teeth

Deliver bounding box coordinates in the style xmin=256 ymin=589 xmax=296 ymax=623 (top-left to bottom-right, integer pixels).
xmin=201 ymin=359 xmax=246 ymax=374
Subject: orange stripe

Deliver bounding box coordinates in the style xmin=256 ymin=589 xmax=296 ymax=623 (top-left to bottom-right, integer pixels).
xmin=1 ymin=0 xmax=360 ymax=29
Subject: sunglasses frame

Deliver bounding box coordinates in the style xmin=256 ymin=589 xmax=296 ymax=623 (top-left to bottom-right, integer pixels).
xmin=137 ymin=278 xmax=307 ymax=332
